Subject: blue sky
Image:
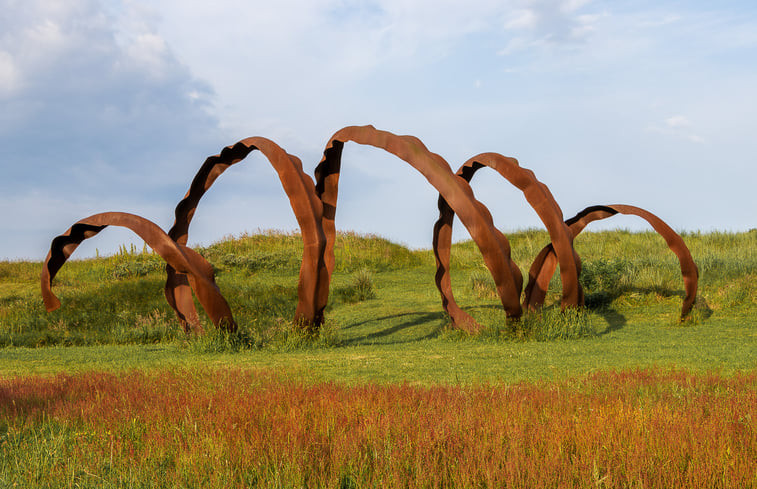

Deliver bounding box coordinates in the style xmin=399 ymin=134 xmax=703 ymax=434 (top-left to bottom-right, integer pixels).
xmin=1 ymin=0 xmax=755 ymax=259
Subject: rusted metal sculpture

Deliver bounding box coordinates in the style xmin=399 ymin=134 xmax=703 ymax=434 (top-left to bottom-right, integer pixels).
xmin=41 ymin=125 xmax=699 ymax=334
xmin=432 ymin=154 xmax=582 ymax=331
xmin=41 ymin=212 xmax=236 ymax=331
xmin=166 ymin=137 xmax=329 ymax=333
xmin=314 ymin=126 xmax=524 ymax=332
xmin=523 ymin=205 xmax=699 ymax=320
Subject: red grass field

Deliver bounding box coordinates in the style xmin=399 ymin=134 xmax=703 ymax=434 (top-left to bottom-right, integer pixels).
xmin=1 ymin=368 xmax=755 ymax=488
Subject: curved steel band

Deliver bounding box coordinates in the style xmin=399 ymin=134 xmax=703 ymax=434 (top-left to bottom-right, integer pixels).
xmin=523 ymin=205 xmax=698 ymax=320
xmin=41 ymin=127 xmax=699 ymax=331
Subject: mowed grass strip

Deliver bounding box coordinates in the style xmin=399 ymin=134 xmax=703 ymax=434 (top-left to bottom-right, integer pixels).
xmin=1 ymin=368 xmax=755 ymax=488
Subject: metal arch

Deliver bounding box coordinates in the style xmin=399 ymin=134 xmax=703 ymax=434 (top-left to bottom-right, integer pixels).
xmin=524 ymin=204 xmax=699 ymax=320
xmin=165 ymin=137 xmax=329 ymax=332
xmin=40 ymin=212 xmax=236 ymax=332
xmin=432 ymin=154 xmax=582 ymax=331
xmin=39 ymin=127 xmax=700 ymax=333
xmin=314 ymin=125 xmax=524 ymax=331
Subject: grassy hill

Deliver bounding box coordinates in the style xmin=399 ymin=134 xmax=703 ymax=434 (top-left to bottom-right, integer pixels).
xmin=0 ymin=229 xmax=754 ymax=374
xmin=1 ymin=230 xmax=755 ymax=487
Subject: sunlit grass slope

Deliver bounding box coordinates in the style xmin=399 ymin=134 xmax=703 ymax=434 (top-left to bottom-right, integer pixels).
xmin=0 ymin=229 xmax=754 ymax=382
xmin=1 ymin=229 xmax=754 ymax=347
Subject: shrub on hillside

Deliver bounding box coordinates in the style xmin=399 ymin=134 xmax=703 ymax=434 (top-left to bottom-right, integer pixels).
xmin=335 ymin=268 xmax=376 ymax=303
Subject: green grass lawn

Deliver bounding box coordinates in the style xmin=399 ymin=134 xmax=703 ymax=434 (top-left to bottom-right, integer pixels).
xmin=1 ymin=299 xmax=754 ymax=384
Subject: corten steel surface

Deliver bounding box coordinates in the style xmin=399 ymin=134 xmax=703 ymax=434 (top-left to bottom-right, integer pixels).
xmin=523 ymin=205 xmax=699 ymax=320
xmin=432 ymin=154 xmax=582 ymax=331
xmin=40 ymin=126 xmax=698 ymax=333
xmin=40 ymin=212 xmax=236 ymax=332
xmin=166 ymin=137 xmax=329 ymax=332
xmin=314 ymin=125 xmax=523 ymax=330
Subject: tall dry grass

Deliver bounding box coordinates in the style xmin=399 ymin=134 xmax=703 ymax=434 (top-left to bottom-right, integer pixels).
xmin=1 ymin=368 xmax=755 ymax=488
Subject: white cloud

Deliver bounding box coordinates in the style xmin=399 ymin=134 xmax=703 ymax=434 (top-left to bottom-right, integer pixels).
xmin=686 ymin=134 xmax=705 ymax=144
xmin=647 ymin=115 xmax=704 ymax=144
xmin=122 ymin=33 xmax=170 ymax=78
xmin=637 ymin=14 xmax=681 ymax=28
xmin=0 ymin=0 xmax=221 ymax=259
xmin=0 ymin=51 xmax=20 ymax=97
xmin=562 ymin=0 xmax=591 ymax=11
xmin=497 ymin=1 xmax=604 ymax=58
xmin=665 ymin=115 xmax=691 ymax=128
xmin=506 ymin=9 xmax=538 ymax=30
xmin=26 ymin=19 xmax=66 ymax=46
xmin=502 ymin=0 xmax=601 ymax=48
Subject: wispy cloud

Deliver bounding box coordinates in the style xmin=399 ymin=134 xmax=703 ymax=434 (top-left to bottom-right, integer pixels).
xmin=646 ymin=115 xmax=705 ymax=144
xmin=500 ymin=0 xmax=601 ymax=54
xmin=665 ymin=115 xmax=691 ymax=128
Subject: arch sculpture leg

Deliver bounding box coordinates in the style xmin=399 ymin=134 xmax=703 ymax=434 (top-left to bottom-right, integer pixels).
xmin=524 ymin=204 xmax=699 ymax=320
xmin=40 ymin=212 xmax=236 ymax=332
xmin=314 ymin=126 xmax=523 ymax=333
xmin=432 ymin=155 xmax=583 ymax=331
xmin=166 ymin=137 xmax=328 ymax=333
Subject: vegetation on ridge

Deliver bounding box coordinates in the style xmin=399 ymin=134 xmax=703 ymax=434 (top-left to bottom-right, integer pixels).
xmin=1 ymin=229 xmax=755 ymax=349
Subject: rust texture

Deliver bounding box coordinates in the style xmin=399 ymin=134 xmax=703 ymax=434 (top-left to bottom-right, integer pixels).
xmin=432 ymin=154 xmax=581 ymax=331
xmin=41 ymin=125 xmax=698 ymax=333
xmin=40 ymin=212 xmax=236 ymax=332
xmin=166 ymin=137 xmax=329 ymax=332
xmin=523 ymin=205 xmax=699 ymax=320
xmin=314 ymin=126 xmax=523 ymax=332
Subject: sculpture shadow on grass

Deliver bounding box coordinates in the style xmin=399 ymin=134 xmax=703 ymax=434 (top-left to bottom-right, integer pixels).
xmin=338 ymin=311 xmax=447 ymax=346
